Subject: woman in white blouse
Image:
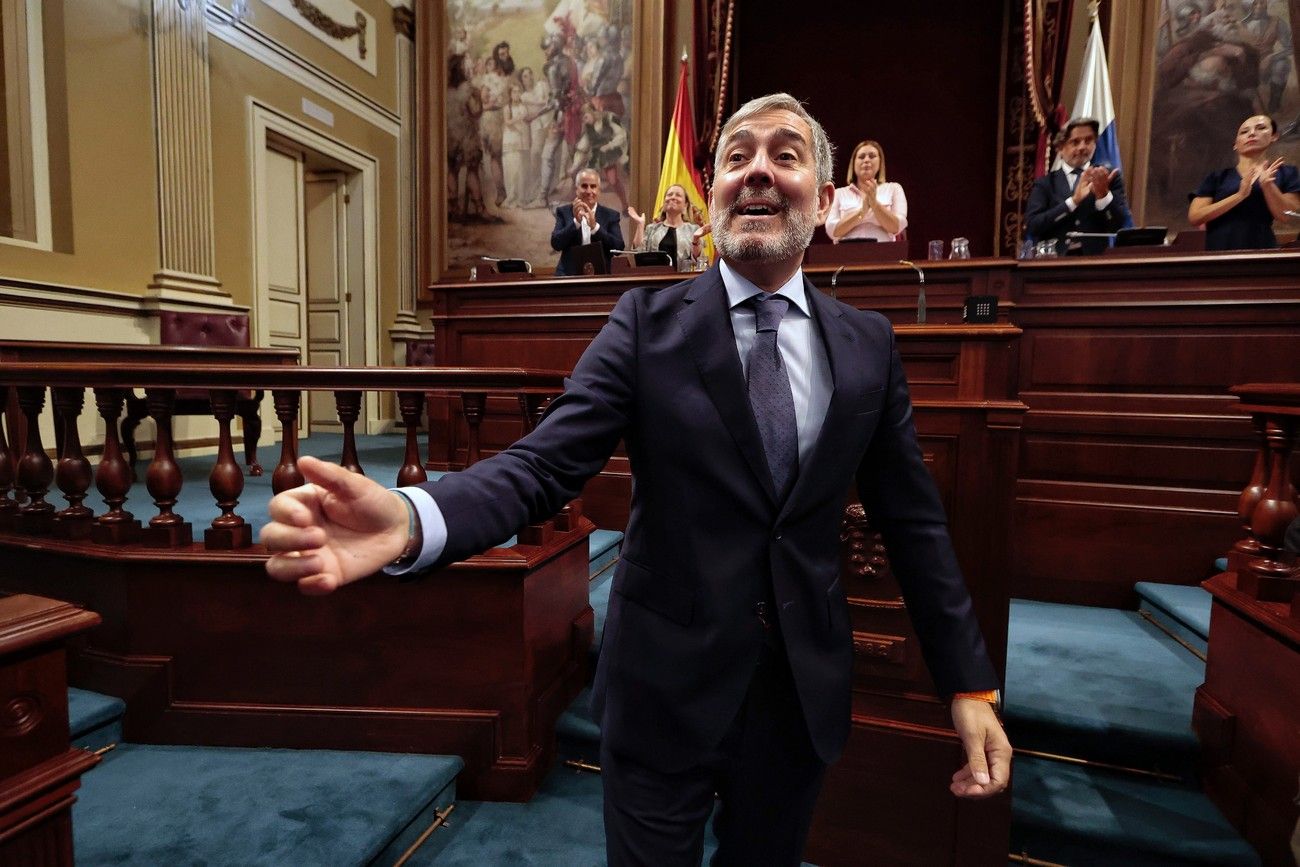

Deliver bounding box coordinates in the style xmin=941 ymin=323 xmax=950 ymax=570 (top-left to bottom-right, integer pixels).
xmin=825 ymin=140 xmax=908 ymax=243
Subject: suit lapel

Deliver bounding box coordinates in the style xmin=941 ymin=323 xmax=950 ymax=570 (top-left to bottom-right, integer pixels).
xmin=676 ymin=267 xmax=779 ymax=506
xmin=778 ymin=279 xmax=860 ymax=521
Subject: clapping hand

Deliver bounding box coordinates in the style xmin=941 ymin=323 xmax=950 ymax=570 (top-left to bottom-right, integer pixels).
xmin=859 ymin=179 xmax=878 ymax=212
xmin=1087 ymin=167 xmax=1119 ymax=198
xmin=262 ymin=456 xmax=411 ymax=596
xmin=626 ymin=206 xmax=646 ymax=228
xmin=1258 ymin=157 xmax=1285 ymax=187
xmin=573 ymin=198 xmax=595 ymax=227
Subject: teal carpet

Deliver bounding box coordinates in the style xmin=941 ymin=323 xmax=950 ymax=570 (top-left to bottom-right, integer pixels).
xmin=74 ymin=744 xmax=461 ymax=866
xmin=1004 ymin=599 xmax=1204 ymax=777
xmin=1012 ymin=756 xmax=1260 ymax=866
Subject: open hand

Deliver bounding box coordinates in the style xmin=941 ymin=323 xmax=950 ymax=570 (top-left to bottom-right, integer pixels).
xmin=949 ymin=697 xmax=1012 ymax=799
xmin=262 ymin=455 xmax=411 ymax=596
xmin=626 ymin=206 xmax=646 ymax=227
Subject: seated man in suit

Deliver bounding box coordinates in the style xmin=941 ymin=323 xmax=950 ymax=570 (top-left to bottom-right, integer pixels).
xmin=264 ymin=93 xmax=1010 ymax=866
xmin=1025 ymin=117 xmax=1132 ymax=255
xmin=550 ymin=167 xmax=624 ymax=275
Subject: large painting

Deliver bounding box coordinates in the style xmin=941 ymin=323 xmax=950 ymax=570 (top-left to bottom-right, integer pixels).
xmin=1145 ymin=0 xmax=1300 ymax=229
xmin=443 ymin=0 xmax=636 ymax=273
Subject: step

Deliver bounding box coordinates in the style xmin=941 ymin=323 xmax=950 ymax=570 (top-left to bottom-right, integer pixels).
xmin=68 ymin=687 xmax=125 ymax=752
xmin=1011 ymin=755 xmax=1260 ymax=866
xmin=74 ymin=744 xmax=462 ymax=865
xmin=1135 ymin=581 xmax=1212 ymax=655
xmin=589 ymin=528 xmax=622 ymax=579
xmin=1005 ymin=600 xmax=1204 ymax=778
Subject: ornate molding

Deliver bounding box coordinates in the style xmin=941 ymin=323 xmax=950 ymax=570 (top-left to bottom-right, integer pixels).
xmin=290 ymin=0 xmax=367 ymax=59
xmin=392 ymin=5 xmax=414 ymax=40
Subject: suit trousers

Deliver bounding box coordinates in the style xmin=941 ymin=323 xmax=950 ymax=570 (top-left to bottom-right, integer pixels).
xmin=600 ymin=634 xmax=828 ymax=866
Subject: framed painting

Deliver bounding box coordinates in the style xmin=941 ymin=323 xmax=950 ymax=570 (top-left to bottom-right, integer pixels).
xmin=423 ymin=0 xmax=666 ymax=279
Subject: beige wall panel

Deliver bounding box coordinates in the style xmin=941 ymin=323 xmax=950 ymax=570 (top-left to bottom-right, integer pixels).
xmin=216 ymin=0 xmax=399 ymax=114
xmin=0 ymin=1 xmax=157 ymax=294
xmin=207 ymin=39 xmax=399 ymax=361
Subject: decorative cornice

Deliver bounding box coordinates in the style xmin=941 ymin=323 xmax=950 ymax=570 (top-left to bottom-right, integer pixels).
xmin=392 ymin=5 xmax=414 ymax=40
xmin=289 ymin=0 xmax=367 ymax=59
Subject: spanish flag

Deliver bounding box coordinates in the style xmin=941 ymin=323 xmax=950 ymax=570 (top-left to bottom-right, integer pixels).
xmin=655 ymin=58 xmax=712 ymax=260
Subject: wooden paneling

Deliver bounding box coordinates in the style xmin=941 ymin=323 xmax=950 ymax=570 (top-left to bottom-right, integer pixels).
xmin=1196 ymin=574 xmax=1300 ymax=866
xmin=0 ymin=522 xmax=595 ymax=802
xmin=426 ymin=250 xmax=1300 ymax=609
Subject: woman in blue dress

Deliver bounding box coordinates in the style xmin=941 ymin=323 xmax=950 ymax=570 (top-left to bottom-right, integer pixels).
xmin=1188 ymin=114 xmax=1300 ymax=250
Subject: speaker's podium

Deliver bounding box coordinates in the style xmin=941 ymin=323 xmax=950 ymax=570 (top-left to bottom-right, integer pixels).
xmin=804 ymin=239 xmax=908 ymax=265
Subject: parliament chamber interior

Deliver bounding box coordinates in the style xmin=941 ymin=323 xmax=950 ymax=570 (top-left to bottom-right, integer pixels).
xmin=1 ymin=0 xmax=1298 ymax=865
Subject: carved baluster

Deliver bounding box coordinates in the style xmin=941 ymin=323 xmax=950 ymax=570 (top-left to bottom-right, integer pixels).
xmin=205 ymin=389 xmax=252 ymax=550
xmin=91 ymin=388 xmax=142 ymax=544
xmin=1239 ymin=416 xmax=1300 ymax=602
xmin=424 ymin=391 xmax=439 ymax=471
xmin=16 ymin=386 xmax=55 ymax=534
xmin=271 ymin=390 xmax=304 ymax=494
xmin=52 ymin=387 xmax=94 ymax=539
xmin=518 ymin=392 xmax=549 ymax=435
xmin=397 ymin=391 xmax=428 ymax=487
xmin=1229 ymin=414 xmax=1268 ymax=572
xmin=240 ymin=394 xmax=264 ymax=476
xmin=461 ymin=392 xmax=486 ymax=466
xmin=334 ymin=391 xmax=364 ymax=474
xmin=141 ymin=388 xmax=191 ymax=547
xmin=0 ymin=386 xmax=18 ymax=530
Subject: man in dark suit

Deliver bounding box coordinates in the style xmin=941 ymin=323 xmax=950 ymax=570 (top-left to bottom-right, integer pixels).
xmin=264 ymin=93 xmax=1010 ymax=866
xmin=1025 ymin=116 xmax=1132 ymax=255
xmin=551 ymin=167 xmax=624 ymax=275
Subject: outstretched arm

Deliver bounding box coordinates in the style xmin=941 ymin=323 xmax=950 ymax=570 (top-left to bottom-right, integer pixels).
xmin=262 ymin=456 xmax=412 ymax=595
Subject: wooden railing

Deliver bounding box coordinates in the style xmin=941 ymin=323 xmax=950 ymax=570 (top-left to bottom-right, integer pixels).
xmin=1227 ymin=383 xmax=1300 ymax=615
xmin=0 ymin=363 xmax=565 ymax=552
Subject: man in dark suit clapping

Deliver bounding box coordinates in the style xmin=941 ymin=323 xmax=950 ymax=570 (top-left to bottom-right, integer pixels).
xmin=1025 ymin=117 xmax=1132 ymax=255
xmin=550 ymin=168 xmax=624 ymax=275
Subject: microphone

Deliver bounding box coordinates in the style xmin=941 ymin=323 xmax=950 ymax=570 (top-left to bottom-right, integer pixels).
xmin=830 ymin=266 xmax=845 ymax=299
xmin=1065 ymin=231 xmax=1119 ymax=239
xmin=899 ymin=260 xmax=926 ymax=324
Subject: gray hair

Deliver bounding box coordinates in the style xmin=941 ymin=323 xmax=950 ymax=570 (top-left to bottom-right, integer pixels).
xmin=713 ymin=93 xmax=835 ymax=187
xmin=574 ymin=167 xmax=601 ymax=187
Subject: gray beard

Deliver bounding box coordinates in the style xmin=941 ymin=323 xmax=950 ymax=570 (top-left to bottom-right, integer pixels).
xmin=713 ymin=205 xmax=817 ymax=263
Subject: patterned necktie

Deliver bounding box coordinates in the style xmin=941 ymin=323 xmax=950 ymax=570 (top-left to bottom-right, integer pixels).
xmin=745 ymin=293 xmax=798 ymax=498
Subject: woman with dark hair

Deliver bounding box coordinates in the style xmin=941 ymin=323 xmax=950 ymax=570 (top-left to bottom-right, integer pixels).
xmin=626 ymin=184 xmax=706 ymax=271
xmin=825 ymin=139 xmax=908 ymax=243
xmin=1188 ymin=114 xmax=1300 ymax=250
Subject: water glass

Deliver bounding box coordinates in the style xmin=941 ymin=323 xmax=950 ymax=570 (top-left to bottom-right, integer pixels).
xmin=949 ymin=237 xmax=971 ymax=260
xmin=1034 ymin=240 xmax=1057 ymax=258
xmin=927 ymin=240 xmax=945 ymax=261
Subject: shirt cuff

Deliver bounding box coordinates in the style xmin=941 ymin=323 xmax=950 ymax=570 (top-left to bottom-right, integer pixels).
xmin=1095 ymin=191 xmax=1114 ymax=209
xmin=381 ymin=485 xmax=448 ymax=574
xmin=1063 ymin=196 xmax=1078 ymax=213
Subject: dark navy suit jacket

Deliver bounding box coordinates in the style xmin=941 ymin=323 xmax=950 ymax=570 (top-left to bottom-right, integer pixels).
xmin=1025 ymin=168 xmax=1131 ymax=254
xmin=551 ymin=203 xmax=624 ymax=275
xmin=419 ymin=266 xmax=998 ymax=772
